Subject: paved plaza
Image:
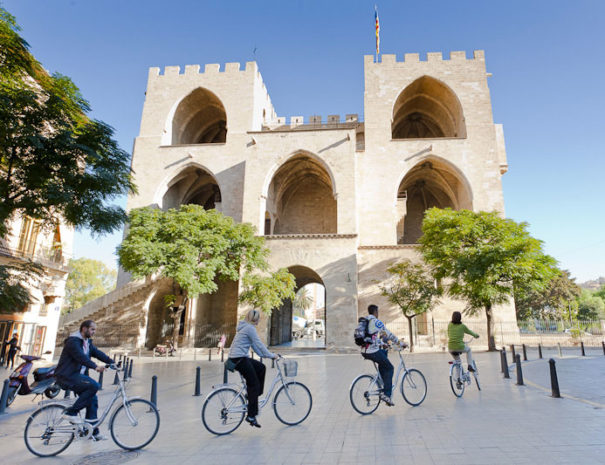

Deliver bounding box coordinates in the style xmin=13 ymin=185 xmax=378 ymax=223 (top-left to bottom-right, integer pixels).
xmin=1 ymin=348 xmax=604 ymax=464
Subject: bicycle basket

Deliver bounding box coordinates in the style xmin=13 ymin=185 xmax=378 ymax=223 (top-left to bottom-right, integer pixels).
xmin=282 ymin=359 xmax=298 ymax=377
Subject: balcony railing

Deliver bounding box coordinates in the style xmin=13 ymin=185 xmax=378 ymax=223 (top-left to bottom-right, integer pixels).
xmin=0 ymin=240 xmax=70 ymax=271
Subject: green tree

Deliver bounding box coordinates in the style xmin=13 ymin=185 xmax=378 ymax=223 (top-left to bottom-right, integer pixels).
xmin=0 ymin=7 xmax=135 ymax=310
xmin=420 ymin=208 xmax=556 ymax=351
xmin=379 ymin=259 xmax=442 ymax=352
xmin=63 ymin=258 xmax=117 ymax=314
xmin=118 ymin=205 xmax=295 ymax=346
xmin=292 ymin=287 xmax=313 ymax=318
xmin=514 ymin=269 xmax=581 ymax=320
xmin=0 ymin=261 xmax=42 ymax=314
xmin=576 ymin=289 xmax=605 ymax=321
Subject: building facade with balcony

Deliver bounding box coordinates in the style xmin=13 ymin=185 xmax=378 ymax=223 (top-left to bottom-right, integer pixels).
xmin=60 ymin=50 xmax=515 ymax=350
xmin=0 ymin=215 xmax=73 ymax=358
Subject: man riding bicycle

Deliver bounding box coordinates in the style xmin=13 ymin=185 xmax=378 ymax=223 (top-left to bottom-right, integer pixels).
xmin=362 ymin=304 xmax=407 ymax=406
xmin=55 ymin=320 xmax=113 ymax=441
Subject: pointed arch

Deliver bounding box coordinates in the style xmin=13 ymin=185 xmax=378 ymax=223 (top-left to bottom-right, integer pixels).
xmin=157 ymin=163 xmax=222 ymax=211
xmin=168 ymin=87 xmax=227 ymax=145
xmin=392 ymin=76 xmax=466 ymax=139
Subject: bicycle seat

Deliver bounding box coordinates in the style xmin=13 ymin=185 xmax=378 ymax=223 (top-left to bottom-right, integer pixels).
xmin=450 ymin=351 xmax=462 ymax=356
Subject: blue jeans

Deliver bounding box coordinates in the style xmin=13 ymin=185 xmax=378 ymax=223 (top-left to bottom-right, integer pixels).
xmin=57 ymin=374 xmax=100 ymax=420
xmin=364 ymin=350 xmax=394 ymax=397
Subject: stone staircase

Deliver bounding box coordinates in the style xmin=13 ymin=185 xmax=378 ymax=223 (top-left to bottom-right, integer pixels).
xmin=57 ymin=275 xmax=161 ymax=349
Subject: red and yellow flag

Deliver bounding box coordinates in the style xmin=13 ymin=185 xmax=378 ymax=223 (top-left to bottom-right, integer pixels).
xmin=375 ymin=7 xmax=380 ymax=55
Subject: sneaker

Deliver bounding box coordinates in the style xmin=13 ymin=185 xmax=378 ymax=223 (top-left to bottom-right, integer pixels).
xmin=246 ymin=416 xmax=261 ymax=428
xmin=61 ymin=412 xmax=84 ymax=425
xmin=468 ymin=365 xmax=476 ymax=373
xmin=91 ymin=431 xmax=108 ymax=441
xmin=379 ymin=393 xmax=394 ymax=406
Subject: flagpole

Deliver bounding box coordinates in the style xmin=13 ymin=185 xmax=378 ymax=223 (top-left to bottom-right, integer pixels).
xmin=374 ymin=5 xmax=380 ymax=63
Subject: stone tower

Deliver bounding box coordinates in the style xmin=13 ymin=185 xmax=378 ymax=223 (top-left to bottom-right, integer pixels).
xmin=62 ymin=50 xmax=514 ymax=350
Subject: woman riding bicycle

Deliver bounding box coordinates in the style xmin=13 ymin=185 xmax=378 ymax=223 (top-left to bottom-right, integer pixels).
xmin=447 ymin=311 xmax=479 ymax=372
xmin=227 ymin=309 xmax=278 ymax=428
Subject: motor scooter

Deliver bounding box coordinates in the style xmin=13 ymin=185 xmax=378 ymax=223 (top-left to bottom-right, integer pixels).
xmin=7 ymin=353 xmax=61 ymax=406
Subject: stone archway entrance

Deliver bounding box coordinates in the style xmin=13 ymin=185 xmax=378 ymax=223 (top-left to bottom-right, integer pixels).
xmin=270 ymin=266 xmax=326 ymax=348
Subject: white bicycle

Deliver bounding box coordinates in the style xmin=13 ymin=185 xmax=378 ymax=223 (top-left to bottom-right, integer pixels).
xmin=449 ymin=337 xmax=481 ymax=397
xmin=23 ymin=363 xmax=160 ymax=457
xmin=350 ymin=344 xmax=427 ymax=414
xmin=201 ymin=356 xmax=312 ymax=435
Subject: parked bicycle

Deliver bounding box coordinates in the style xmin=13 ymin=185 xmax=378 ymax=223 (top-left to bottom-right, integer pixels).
xmin=201 ymin=356 xmax=312 ymax=435
xmin=23 ymin=363 xmax=160 ymax=457
xmin=350 ymin=344 xmax=427 ymax=414
xmin=449 ymin=337 xmax=481 ymax=397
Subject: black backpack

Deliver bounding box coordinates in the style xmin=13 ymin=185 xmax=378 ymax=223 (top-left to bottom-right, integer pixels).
xmin=354 ymin=317 xmax=370 ymax=347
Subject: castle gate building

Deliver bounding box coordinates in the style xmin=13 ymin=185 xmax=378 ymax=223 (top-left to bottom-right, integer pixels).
xmin=61 ymin=50 xmax=515 ymax=350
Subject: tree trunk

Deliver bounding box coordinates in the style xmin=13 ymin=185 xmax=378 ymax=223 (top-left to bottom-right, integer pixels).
xmin=407 ymin=316 xmax=414 ymax=352
xmin=485 ymin=304 xmax=496 ymax=351
xmin=171 ymin=309 xmax=183 ymax=349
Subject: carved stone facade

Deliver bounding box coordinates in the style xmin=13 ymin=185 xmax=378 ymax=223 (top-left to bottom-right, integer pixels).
xmin=60 ymin=50 xmax=515 ymax=350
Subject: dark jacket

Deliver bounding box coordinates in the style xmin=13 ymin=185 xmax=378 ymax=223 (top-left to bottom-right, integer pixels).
xmin=7 ymin=337 xmax=20 ymax=353
xmin=55 ymin=331 xmax=113 ymax=380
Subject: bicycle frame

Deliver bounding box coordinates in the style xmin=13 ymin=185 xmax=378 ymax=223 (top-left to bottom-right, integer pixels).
xmin=368 ymin=348 xmax=409 ymax=387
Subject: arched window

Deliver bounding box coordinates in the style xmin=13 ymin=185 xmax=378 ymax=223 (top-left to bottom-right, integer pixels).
xmin=392 ymin=76 xmax=466 ymax=139
xmin=265 ymin=154 xmax=336 ymax=235
xmin=171 ymin=88 xmax=227 ymax=144
xmin=162 ymin=166 xmax=221 ymax=210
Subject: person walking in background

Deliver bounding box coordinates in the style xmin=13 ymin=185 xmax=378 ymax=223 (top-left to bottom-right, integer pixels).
xmin=217 ymin=333 xmax=226 ymax=356
xmin=5 ymin=331 xmax=21 ymax=369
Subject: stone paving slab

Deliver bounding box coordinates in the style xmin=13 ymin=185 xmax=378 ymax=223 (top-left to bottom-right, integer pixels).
xmin=1 ymin=351 xmax=604 ymax=464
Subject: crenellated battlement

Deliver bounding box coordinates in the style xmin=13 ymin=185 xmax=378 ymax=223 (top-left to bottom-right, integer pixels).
xmin=262 ymin=114 xmax=361 ymax=131
xmin=365 ymin=50 xmax=485 ymax=65
xmin=148 ymin=61 xmax=259 ymax=79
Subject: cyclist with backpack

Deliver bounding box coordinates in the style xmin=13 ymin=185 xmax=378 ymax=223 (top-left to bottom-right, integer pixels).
xmin=355 ymin=304 xmax=407 ymax=406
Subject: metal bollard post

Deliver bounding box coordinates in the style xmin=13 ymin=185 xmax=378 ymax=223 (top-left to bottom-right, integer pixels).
xmin=113 ymin=369 xmax=120 ymax=385
xmin=0 ymin=379 xmax=10 ymax=414
xmin=580 ymin=341 xmax=585 ymax=356
xmin=150 ymin=375 xmax=158 ymax=406
xmin=549 ymin=359 xmax=561 ymax=398
xmin=193 ymin=349 xmax=197 ymax=361
xmin=522 ymin=344 xmax=528 ymax=361
xmin=119 ymin=354 xmax=123 ymax=364
xmin=271 ymin=357 xmax=275 ymax=369
xmin=500 ymin=348 xmax=505 ymax=373
xmin=208 ymin=350 xmax=211 ymax=362
xmin=194 ymin=367 xmax=201 ymax=396
xmin=223 ymin=366 xmax=228 ymax=384
xmin=515 ymin=354 xmax=524 ymax=386
xmin=221 ymin=350 xmax=224 ymax=362
xmin=98 ymin=370 xmax=104 ymax=390
xmin=510 ymin=345 xmax=516 ymax=361
xmin=602 ymin=341 xmax=605 ymax=356
xmin=123 ymin=359 xmax=129 ymax=382
xmin=558 ymin=343 xmax=562 ymax=358
xmin=503 ymin=350 xmax=510 ymax=379
xmin=128 ymin=359 xmax=134 ymax=378
xmin=538 ymin=344 xmax=543 ymax=359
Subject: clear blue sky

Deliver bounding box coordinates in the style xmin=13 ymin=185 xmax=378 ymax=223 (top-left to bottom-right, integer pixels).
xmin=5 ymin=0 xmax=605 ymax=282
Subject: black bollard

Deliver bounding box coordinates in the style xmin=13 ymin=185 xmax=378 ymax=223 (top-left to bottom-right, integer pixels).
xmin=208 ymin=350 xmax=211 ymax=362
xmin=98 ymin=370 xmax=104 ymax=390
xmin=128 ymin=359 xmax=134 ymax=378
xmin=510 ymin=345 xmax=516 ymax=361
xmin=522 ymin=344 xmax=528 ymax=361
xmin=271 ymin=357 xmax=275 ymax=369
xmin=503 ymin=350 xmax=510 ymax=379
xmin=549 ymin=359 xmax=561 ymax=398
xmin=223 ymin=366 xmax=228 ymax=384
xmin=500 ymin=348 xmax=505 ymax=373
xmin=112 ymin=354 xmax=116 ymax=363
xmin=194 ymin=366 xmax=201 ymax=396
xmin=580 ymin=341 xmax=585 ymax=356
xmin=0 ymin=379 xmax=10 ymax=414
xmin=150 ymin=375 xmax=158 ymax=406
xmin=515 ymin=354 xmax=524 ymax=386
xmin=123 ymin=359 xmax=129 ymax=382
xmin=602 ymin=341 xmax=605 ymax=356
xmin=538 ymin=344 xmax=543 ymax=359
xmin=113 ymin=369 xmax=120 ymax=385
xmin=221 ymin=350 xmax=224 ymax=362
xmin=119 ymin=354 xmax=123 ymax=364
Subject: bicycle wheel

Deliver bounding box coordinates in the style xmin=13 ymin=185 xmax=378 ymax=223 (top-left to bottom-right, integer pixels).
xmin=110 ymin=399 xmax=160 ymax=450
xmin=472 ymin=363 xmax=481 ymax=391
xmin=350 ymin=374 xmax=381 ymax=415
xmin=201 ymin=387 xmax=245 ymax=435
xmin=449 ymin=364 xmax=465 ymax=398
xmin=273 ymin=381 xmax=312 ymax=426
xmin=400 ymin=369 xmax=427 ymax=406
xmin=24 ymin=404 xmax=74 ymax=457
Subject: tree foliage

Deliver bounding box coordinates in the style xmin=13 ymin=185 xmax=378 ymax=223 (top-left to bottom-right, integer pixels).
xmin=419 ymin=208 xmax=557 ymax=350
xmin=0 ymin=261 xmax=42 ymax=314
xmin=239 ymin=269 xmax=296 ymax=315
xmin=576 ymin=290 xmax=605 ymax=321
xmin=379 ymin=259 xmax=442 ymax=352
xmin=292 ymin=287 xmax=313 ymax=317
xmin=514 ymin=269 xmax=581 ymax=320
xmin=0 ymin=6 xmax=136 ymax=237
xmin=63 ymin=258 xmax=116 ymax=314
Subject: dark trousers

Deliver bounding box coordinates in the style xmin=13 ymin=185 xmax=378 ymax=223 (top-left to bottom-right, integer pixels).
xmin=6 ymin=350 xmax=17 ymax=369
xmin=231 ymin=357 xmax=266 ymax=417
xmin=364 ymin=349 xmax=394 ymax=397
xmin=57 ymin=374 xmax=100 ymax=420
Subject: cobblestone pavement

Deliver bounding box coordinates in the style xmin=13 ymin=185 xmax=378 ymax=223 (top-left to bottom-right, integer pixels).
xmin=1 ymin=349 xmax=604 ymax=464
